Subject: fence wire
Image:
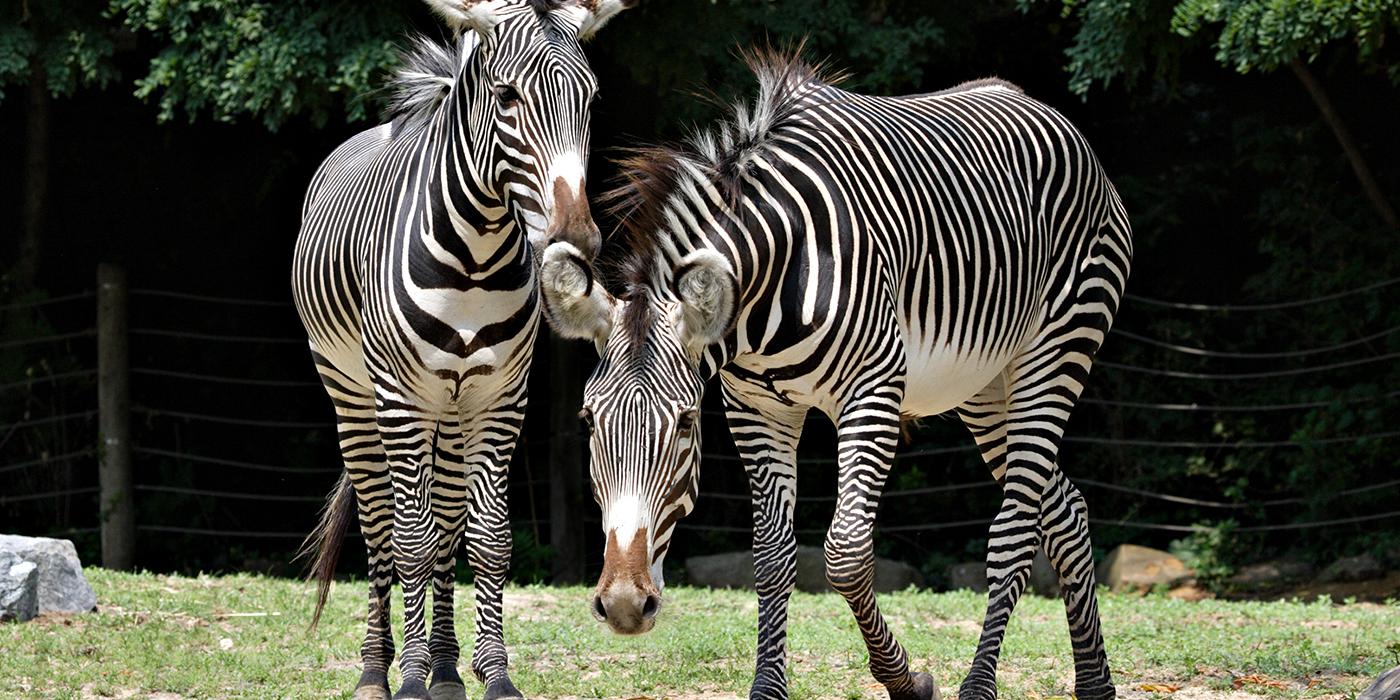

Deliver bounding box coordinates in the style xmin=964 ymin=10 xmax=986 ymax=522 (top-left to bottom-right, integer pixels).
xmin=3 ymin=278 xmax=1399 ymax=546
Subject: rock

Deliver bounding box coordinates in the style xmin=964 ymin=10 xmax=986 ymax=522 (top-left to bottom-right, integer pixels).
xmin=1096 ymin=544 xmax=1192 ymax=593
xmin=1029 ymin=549 xmax=1061 ymax=598
xmin=1 ymin=551 xmax=40 ymax=622
xmin=1227 ymin=558 xmax=1314 ymax=589
xmin=1320 ymin=554 xmax=1384 ymax=583
xmin=946 ymin=562 xmax=988 ymax=593
xmin=686 ymin=546 xmax=924 ymax=594
xmin=1166 ymin=584 xmax=1213 ymax=602
xmin=1358 ymin=666 xmax=1400 ymax=700
xmin=0 ymin=534 xmax=97 ymax=614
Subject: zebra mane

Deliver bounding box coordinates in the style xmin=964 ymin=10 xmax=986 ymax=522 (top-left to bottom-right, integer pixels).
xmin=605 ymin=45 xmax=842 ymax=302
xmin=387 ymin=34 xmax=473 ymax=131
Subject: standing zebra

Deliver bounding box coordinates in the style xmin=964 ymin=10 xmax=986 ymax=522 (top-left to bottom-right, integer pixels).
xmin=292 ymin=1 xmax=632 ymax=699
xmin=540 ymin=50 xmax=1131 ymax=700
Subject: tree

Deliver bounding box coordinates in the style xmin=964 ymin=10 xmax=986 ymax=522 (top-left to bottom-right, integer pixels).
xmin=110 ymin=0 xmax=409 ymax=130
xmin=1044 ymin=0 xmax=1400 ymax=229
xmin=0 ymin=1 xmax=121 ymax=293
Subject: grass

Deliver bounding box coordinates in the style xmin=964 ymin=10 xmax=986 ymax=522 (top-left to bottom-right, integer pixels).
xmin=3 ymin=569 xmax=1398 ymax=699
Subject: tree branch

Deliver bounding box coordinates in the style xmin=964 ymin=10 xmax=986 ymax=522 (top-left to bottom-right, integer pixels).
xmin=1289 ymin=58 xmax=1398 ymax=231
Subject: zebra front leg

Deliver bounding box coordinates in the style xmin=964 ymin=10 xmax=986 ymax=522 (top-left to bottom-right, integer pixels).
xmin=828 ymin=390 xmax=938 ymax=700
xmin=462 ymin=435 xmax=523 ymax=700
xmin=723 ymin=387 xmax=805 ymax=700
xmin=382 ymin=416 xmax=441 ymax=700
xmin=1041 ymin=473 xmax=1114 ymax=699
xmin=429 ymin=421 xmax=469 ymax=700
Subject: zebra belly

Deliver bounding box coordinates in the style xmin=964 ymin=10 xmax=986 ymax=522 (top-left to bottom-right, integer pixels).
xmin=899 ymin=337 xmax=1017 ymax=417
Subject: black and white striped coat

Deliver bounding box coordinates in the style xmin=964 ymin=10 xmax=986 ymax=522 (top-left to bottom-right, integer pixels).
xmin=542 ymin=51 xmax=1132 ymax=700
xmin=291 ymin=2 xmax=631 ymax=699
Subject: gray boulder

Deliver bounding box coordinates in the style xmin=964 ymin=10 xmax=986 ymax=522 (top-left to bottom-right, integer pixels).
xmin=1030 ymin=549 xmax=1061 ymax=598
xmin=1227 ymin=558 xmax=1314 ymax=589
xmin=1 ymin=551 xmax=39 ymax=622
xmin=1320 ymin=554 xmax=1384 ymax=583
xmin=944 ymin=550 xmax=1059 ymax=597
xmin=946 ymin=562 xmax=988 ymax=593
xmin=1358 ymin=666 xmax=1400 ymax=700
xmin=1096 ymin=544 xmax=1192 ymax=593
xmin=0 ymin=534 xmax=97 ymax=614
xmin=686 ymin=546 xmax=924 ymax=594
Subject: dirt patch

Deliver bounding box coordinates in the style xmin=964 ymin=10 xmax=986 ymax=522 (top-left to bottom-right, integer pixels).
xmin=506 ymin=589 xmax=569 ymax=622
xmin=1271 ymin=571 xmax=1400 ymax=603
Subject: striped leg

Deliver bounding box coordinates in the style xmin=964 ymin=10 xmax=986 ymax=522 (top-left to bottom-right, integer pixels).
xmin=315 ymin=354 xmax=396 ymax=700
xmin=723 ymin=386 xmax=806 ymax=700
xmin=828 ymin=385 xmax=937 ymax=700
xmin=1041 ymin=472 xmax=1113 ymax=699
xmin=429 ymin=417 xmax=468 ymax=700
xmin=460 ymin=405 xmax=525 ymax=700
xmin=956 ymin=354 xmax=1113 ymax=699
xmin=376 ymin=396 xmax=440 ymax=700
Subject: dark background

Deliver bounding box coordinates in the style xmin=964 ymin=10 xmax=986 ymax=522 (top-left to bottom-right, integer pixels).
xmin=3 ymin=0 xmax=1398 ymax=590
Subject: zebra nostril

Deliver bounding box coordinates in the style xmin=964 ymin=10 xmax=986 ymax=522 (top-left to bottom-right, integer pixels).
xmin=641 ymin=594 xmax=660 ymax=619
xmin=592 ymin=595 xmax=607 ymax=621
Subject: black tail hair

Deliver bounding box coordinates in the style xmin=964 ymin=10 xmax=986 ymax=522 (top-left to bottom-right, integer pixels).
xmin=297 ymin=471 xmax=355 ymax=630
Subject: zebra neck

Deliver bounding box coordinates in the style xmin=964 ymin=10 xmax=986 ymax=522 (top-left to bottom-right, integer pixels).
xmin=416 ymin=61 xmax=525 ymax=275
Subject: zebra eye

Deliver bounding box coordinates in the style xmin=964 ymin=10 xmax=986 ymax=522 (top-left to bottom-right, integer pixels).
xmin=579 ymin=407 xmax=595 ymax=434
xmin=676 ymin=408 xmax=698 ymax=432
xmin=494 ymin=84 xmax=521 ymax=107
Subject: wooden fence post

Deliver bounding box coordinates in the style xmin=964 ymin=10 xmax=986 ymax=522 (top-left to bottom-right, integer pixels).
xmin=547 ymin=333 xmax=586 ymax=584
xmin=97 ymin=263 xmax=134 ymax=570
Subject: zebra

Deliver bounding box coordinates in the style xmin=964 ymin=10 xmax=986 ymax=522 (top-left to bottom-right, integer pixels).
xmin=538 ymin=49 xmax=1132 ymax=700
xmin=291 ymin=1 xmax=632 ymax=699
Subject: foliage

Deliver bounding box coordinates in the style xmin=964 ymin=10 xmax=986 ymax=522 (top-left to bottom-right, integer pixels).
xmin=110 ymin=0 xmax=407 ymax=130
xmin=1169 ymin=521 xmax=1243 ymax=589
xmin=1038 ymin=0 xmax=1400 ymax=95
xmin=1172 ymin=0 xmax=1400 ymax=82
xmin=0 ymin=0 xmax=120 ymax=101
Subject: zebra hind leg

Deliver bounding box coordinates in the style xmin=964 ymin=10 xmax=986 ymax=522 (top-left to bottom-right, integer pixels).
xmin=1041 ymin=473 xmax=1114 ymax=699
xmin=318 ymin=373 xmax=396 ymax=700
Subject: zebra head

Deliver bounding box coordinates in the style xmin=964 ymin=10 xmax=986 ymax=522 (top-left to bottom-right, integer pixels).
xmin=540 ymin=241 xmax=738 ymax=635
xmin=428 ymin=0 xmax=634 ymax=259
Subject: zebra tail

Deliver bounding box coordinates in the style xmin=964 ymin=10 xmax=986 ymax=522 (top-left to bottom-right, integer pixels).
xmin=297 ymin=471 xmax=355 ymax=630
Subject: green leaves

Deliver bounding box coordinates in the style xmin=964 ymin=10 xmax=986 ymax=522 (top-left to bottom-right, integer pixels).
xmin=1043 ymin=0 xmax=1400 ymax=95
xmin=1172 ymin=0 xmax=1400 ymax=80
xmin=111 ymin=0 xmax=406 ymax=130
xmin=0 ymin=1 xmax=118 ymax=103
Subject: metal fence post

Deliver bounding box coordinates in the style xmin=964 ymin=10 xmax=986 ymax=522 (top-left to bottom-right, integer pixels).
xmin=547 ymin=333 xmax=586 ymax=584
xmin=97 ymin=263 xmax=134 ymax=570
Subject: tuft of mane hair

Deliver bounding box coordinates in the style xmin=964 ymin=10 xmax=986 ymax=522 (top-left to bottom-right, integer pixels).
xmin=930 ymin=77 xmax=1025 ymax=97
xmin=387 ymin=34 xmax=471 ymax=131
xmin=603 ymin=43 xmax=843 ymax=300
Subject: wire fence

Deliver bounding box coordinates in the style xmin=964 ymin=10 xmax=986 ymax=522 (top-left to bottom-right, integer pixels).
xmin=2 ymin=272 xmax=1398 ymax=573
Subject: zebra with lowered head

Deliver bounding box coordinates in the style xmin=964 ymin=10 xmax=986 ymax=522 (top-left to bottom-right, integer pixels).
xmin=540 ymin=50 xmax=1132 ymax=700
xmin=291 ymin=1 xmax=633 ymax=698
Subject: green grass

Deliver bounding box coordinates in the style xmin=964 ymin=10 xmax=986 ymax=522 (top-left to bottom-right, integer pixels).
xmin=4 ymin=569 xmax=1397 ymax=699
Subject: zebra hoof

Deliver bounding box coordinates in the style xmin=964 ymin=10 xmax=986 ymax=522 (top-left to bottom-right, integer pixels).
xmin=889 ymin=672 xmax=940 ymax=700
xmin=393 ymin=680 xmax=431 ymax=700
xmin=1075 ymin=684 xmax=1116 ymax=700
xmin=957 ymin=677 xmax=996 ymax=700
xmin=353 ymin=683 xmax=392 ymax=700
xmin=482 ymin=677 xmax=524 ymax=700
xmin=428 ymin=681 xmax=468 ymax=700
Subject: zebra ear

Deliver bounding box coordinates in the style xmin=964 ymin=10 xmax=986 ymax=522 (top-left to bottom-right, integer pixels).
xmin=672 ymin=249 xmax=738 ymax=354
xmin=540 ymin=241 xmax=615 ymax=352
xmin=573 ymin=0 xmax=638 ymax=40
xmin=426 ymin=0 xmax=510 ymax=36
